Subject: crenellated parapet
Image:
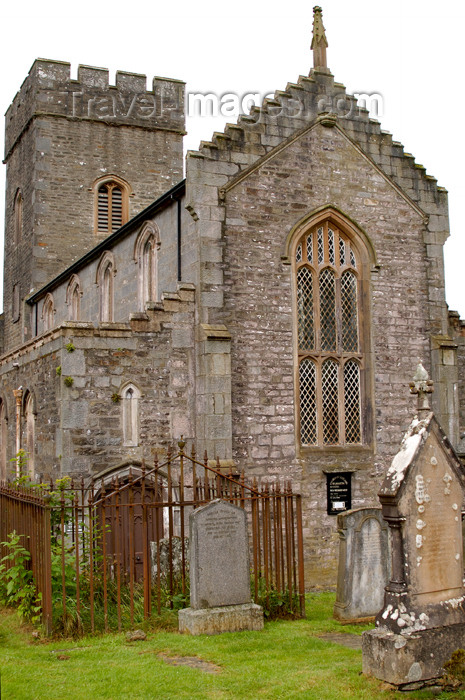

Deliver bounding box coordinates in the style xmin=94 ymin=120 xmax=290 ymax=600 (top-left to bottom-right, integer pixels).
xmin=5 ymin=58 xmax=185 ymax=159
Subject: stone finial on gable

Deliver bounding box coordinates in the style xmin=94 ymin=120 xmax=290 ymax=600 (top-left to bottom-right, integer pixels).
xmin=311 ymin=6 xmax=329 ymax=70
xmin=409 ymin=362 xmax=434 ymax=417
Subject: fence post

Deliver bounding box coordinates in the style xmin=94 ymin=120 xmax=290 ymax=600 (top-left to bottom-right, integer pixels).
xmin=42 ymin=496 xmax=53 ymax=636
xmin=296 ymin=494 xmax=306 ymax=618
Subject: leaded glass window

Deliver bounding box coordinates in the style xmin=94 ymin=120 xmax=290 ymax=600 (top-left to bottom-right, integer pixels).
xmin=299 ymin=359 xmax=317 ymax=445
xmin=341 ymin=271 xmax=358 ymax=352
xmin=296 ymin=220 xmax=362 ymax=446
xmin=297 ymin=267 xmax=314 ymax=351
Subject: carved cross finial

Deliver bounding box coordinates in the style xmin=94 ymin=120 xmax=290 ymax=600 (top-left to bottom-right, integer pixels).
xmin=311 ymin=6 xmax=328 ymax=70
xmin=409 ymin=362 xmax=434 ymax=416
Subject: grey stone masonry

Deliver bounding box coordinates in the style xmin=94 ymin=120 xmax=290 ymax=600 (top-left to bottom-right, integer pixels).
xmin=0 ymin=283 xmax=195 ymax=481
xmin=185 ymin=58 xmax=454 ymax=587
xmin=3 ymin=59 xmax=185 ymax=353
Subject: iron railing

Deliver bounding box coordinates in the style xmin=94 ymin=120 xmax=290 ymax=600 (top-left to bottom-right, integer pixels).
xmin=0 ymin=442 xmax=305 ymax=633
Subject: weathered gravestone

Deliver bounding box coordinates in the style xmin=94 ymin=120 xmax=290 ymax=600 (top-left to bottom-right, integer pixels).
xmin=178 ymin=499 xmax=264 ymax=634
xmin=362 ymin=364 xmax=465 ymax=688
xmin=150 ymin=537 xmax=189 ymax=582
xmin=334 ymin=507 xmax=391 ymax=622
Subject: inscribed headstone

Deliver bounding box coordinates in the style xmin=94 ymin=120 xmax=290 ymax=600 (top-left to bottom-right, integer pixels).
xmin=334 ymin=507 xmax=390 ymax=621
xmin=189 ymin=499 xmax=251 ymax=609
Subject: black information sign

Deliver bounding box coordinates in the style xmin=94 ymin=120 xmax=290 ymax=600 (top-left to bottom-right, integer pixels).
xmin=326 ymin=472 xmax=352 ymax=515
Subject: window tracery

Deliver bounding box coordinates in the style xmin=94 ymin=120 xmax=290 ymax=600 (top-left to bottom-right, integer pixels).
xmin=295 ymin=220 xmax=364 ymax=446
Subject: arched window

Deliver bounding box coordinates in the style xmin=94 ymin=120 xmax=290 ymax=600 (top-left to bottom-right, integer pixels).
xmin=93 ymin=176 xmax=130 ymax=234
xmin=42 ymin=293 xmax=55 ymax=332
xmin=122 ymin=383 xmax=141 ymax=446
xmin=12 ymin=283 xmax=20 ymax=323
xmin=96 ymin=252 xmax=115 ymax=322
xmin=14 ymin=189 xmax=23 ymax=245
xmin=24 ymin=392 xmax=35 ymax=477
xmin=134 ymin=223 xmax=160 ymax=310
xmin=295 ymin=218 xmax=369 ymax=447
xmin=0 ymin=399 xmax=7 ymax=481
xmin=66 ymin=275 xmax=81 ymax=321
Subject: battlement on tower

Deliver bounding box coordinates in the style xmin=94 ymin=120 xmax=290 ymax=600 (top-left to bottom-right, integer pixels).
xmin=4 ymin=58 xmax=185 ymax=159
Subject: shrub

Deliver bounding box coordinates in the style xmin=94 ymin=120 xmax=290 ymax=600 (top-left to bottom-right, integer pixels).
xmin=0 ymin=532 xmax=42 ymax=624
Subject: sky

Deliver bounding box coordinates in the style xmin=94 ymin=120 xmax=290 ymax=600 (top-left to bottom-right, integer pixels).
xmin=0 ymin=0 xmax=464 ymax=315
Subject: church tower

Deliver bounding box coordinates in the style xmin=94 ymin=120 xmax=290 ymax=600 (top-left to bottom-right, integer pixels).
xmin=2 ymin=59 xmax=185 ymax=351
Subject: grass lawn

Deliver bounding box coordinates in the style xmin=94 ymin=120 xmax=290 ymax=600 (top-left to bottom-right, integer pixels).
xmin=1 ymin=592 xmax=464 ymax=699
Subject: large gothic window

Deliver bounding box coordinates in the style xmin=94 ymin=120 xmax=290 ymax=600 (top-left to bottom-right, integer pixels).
xmin=296 ymin=220 xmax=364 ymax=447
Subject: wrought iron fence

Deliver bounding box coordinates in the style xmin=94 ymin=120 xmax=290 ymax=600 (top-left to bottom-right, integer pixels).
xmin=0 ymin=442 xmax=305 ymax=634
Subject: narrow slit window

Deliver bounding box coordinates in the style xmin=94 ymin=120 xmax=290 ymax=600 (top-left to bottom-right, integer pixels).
xmin=122 ymin=384 xmax=141 ymax=446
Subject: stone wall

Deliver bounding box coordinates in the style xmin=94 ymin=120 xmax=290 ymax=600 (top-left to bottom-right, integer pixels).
xmin=185 ymin=67 xmax=450 ymax=586
xmin=28 ymin=192 xmax=186 ymax=335
xmin=449 ymin=311 xmax=465 ymax=454
xmin=0 ymin=284 xmax=195 ymax=481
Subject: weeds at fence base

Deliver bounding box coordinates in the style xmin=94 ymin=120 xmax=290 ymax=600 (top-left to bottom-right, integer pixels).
xmin=253 ymin=578 xmax=301 ymax=620
xmin=52 ymin=574 xmax=297 ymax=637
xmin=0 ymin=532 xmax=42 ymax=625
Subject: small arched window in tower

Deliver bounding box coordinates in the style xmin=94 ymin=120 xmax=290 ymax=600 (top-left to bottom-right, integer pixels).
xmin=295 ymin=217 xmax=369 ymax=447
xmin=14 ymin=189 xmax=23 ymax=245
xmin=0 ymin=399 xmax=7 ymax=481
xmin=122 ymin=383 xmax=141 ymax=446
xmin=12 ymin=283 xmax=20 ymax=323
xmin=66 ymin=275 xmax=81 ymax=321
xmin=97 ymin=252 xmax=115 ymax=323
xmin=42 ymin=293 xmax=55 ymax=332
xmin=24 ymin=393 xmax=35 ymax=478
xmin=134 ymin=223 xmax=160 ymax=310
xmin=93 ymin=177 xmax=130 ymax=234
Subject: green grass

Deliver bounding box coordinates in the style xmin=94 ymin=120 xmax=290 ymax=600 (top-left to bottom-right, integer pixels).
xmin=1 ymin=592 xmax=464 ymax=699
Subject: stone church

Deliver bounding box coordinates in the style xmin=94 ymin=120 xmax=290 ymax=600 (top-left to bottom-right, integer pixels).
xmin=0 ymin=8 xmax=464 ymax=585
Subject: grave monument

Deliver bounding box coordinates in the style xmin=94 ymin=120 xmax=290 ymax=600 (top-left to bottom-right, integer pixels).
xmin=334 ymin=507 xmax=390 ymax=622
xmin=178 ymin=499 xmax=264 ymax=635
xmin=362 ymin=364 xmax=465 ymax=687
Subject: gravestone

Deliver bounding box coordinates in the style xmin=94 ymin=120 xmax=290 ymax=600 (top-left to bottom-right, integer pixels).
xmin=334 ymin=507 xmax=390 ymax=622
xmin=150 ymin=537 xmax=189 ymax=582
xmin=178 ymin=499 xmax=264 ymax=634
xmin=362 ymin=364 xmax=465 ymax=688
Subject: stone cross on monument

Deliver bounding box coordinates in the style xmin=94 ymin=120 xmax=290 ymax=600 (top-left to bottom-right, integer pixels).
xmin=409 ymin=362 xmax=434 ymax=417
